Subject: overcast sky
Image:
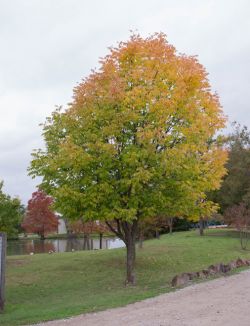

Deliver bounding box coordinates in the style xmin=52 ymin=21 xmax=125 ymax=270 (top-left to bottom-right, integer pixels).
xmin=1 ymin=0 xmax=250 ymax=205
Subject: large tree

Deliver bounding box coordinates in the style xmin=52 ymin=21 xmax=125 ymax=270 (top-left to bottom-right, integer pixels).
xmin=29 ymin=34 xmax=227 ymax=284
xmin=0 ymin=181 xmax=23 ymax=237
xmin=22 ymin=190 xmax=58 ymax=239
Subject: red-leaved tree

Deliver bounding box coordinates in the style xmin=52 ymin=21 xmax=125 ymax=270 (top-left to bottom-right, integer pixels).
xmin=68 ymin=220 xmax=111 ymax=249
xmin=22 ymin=190 xmax=58 ymax=239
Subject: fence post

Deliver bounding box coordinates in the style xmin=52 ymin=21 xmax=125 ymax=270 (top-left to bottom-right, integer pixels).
xmin=0 ymin=232 xmax=6 ymax=312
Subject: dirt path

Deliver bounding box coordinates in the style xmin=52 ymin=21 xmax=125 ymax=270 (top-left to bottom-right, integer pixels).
xmin=35 ymin=270 xmax=250 ymax=326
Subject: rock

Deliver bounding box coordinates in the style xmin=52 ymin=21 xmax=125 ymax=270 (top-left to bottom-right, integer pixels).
xmin=221 ymin=264 xmax=231 ymax=273
xmin=202 ymin=269 xmax=210 ymax=277
xmin=170 ymin=257 xmax=244 ymax=288
xmin=188 ymin=272 xmax=199 ymax=280
xmin=213 ymin=263 xmax=224 ymax=273
xmin=243 ymin=259 xmax=250 ymax=266
xmin=171 ymin=273 xmax=190 ymax=287
xmin=197 ymin=271 xmax=208 ymax=279
xmin=236 ymin=258 xmax=245 ymax=268
xmin=213 ymin=263 xmax=230 ymax=273
xmin=207 ymin=265 xmax=218 ymax=274
xmin=246 ymin=259 xmax=250 ymax=265
xmin=228 ymin=260 xmax=237 ymax=269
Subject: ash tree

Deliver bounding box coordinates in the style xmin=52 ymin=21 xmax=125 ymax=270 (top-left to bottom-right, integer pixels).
xmin=29 ymin=34 xmax=227 ymax=285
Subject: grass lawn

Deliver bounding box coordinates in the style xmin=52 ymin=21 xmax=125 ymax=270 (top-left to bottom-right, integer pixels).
xmin=2 ymin=229 xmax=250 ymax=326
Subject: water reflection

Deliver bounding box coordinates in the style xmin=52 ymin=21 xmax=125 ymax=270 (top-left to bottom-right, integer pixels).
xmin=7 ymin=237 xmax=125 ymax=256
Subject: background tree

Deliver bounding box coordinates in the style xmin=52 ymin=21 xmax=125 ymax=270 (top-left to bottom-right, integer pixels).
xmin=137 ymin=216 xmax=164 ymax=248
xmin=195 ymin=199 xmax=219 ymax=236
xmin=29 ymin=33 xmax=227 ymax=285
xmin=0 ymin=181 xmax=24 ymax=238
xmin=224 ymin=203 xmax=250 ymax=249
xmin=22 ymin=190 xmax=58 ymax=239
xmin=67 ymin=220 xmax=110 ymax=249
xmin=137 ymin=215 xmax=176 ymax=249
xmin=212 ymin=123 xmax=250 ymax=212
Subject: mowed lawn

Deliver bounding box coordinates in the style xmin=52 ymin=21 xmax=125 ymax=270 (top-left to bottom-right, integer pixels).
xmin=2 ymin=229 xmax=250 ymax=326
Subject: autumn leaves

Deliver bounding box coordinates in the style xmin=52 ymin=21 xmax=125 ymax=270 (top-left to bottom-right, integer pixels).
xmin=29 ymin=34 xmax=227 ymax=284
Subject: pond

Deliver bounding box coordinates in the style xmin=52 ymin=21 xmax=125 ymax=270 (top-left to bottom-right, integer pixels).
xmin=7 ymin=237 xmax=125 ymax=256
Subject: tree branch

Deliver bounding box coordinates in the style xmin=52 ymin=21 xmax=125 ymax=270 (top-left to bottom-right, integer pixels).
xmin=105 ymin=220 xmax=125 ymax=242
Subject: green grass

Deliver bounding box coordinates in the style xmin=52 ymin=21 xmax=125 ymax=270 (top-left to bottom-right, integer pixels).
xmin=2 ymin=229 xmax=250 ymax=326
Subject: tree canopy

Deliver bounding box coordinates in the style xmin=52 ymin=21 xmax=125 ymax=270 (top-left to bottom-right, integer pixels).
xmin=0 ymin=181 xmax=23 ymax=238
xmin=29 ymin=33 xmax=227 ymax=284
xmin=212 ymin=123 xmax=250 ymax=213
xmin=22 ymin=190 xmax=58 ymax=239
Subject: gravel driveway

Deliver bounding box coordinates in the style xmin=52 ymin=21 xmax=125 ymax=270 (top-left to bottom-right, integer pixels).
xmin=35 ymin=270 xmax=250 ymax=326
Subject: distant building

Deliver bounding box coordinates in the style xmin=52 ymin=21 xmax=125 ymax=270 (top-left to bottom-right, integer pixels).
xmin=58 ymin=218 xmax=67 ymax=234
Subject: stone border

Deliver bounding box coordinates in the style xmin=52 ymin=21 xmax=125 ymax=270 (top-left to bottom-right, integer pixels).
xmin=171 ymin=258 xmax=250 ymax=287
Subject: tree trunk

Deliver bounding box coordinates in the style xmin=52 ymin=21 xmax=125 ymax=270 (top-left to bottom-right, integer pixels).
xmin=155 ymin=230 xmax=160 ymax=239
xmin=240 ymin=230 xmax=249 ymax=250
xmin=122 ymin=220 xmax=138 ymax=285
xmin=87 ymin=235 xmax=90 ymax=250
xmin=199 ymin=217 xmax=204 ymax=236
xmin=83 ymin=234 xmax=90 ymax=249
xmin=168 ymin=217 xmax=173 ymax=235
xmin=105 ymin=218 xmax=138 ymax=285
xmin=138 ymin=231 xmax=143 ymax=249
xmin=99 ymin=233 xmax=103 ymax=249
xmin=64 ymin=218 xmax=72 ymax=235
xmin=41 ymin=225 xmax=45 ymax=240
xmin=125 ymin=232 xmax=136 ymax=285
